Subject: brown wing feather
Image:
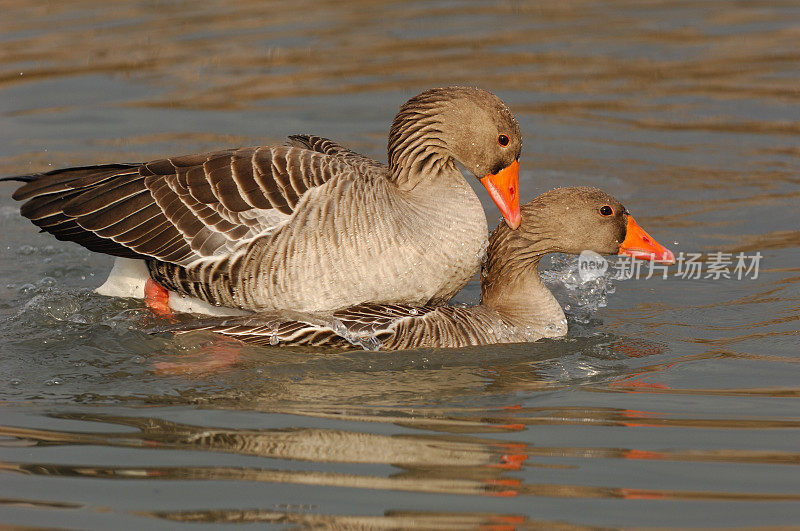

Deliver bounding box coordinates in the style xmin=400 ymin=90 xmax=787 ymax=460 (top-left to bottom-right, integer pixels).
xmin=151 ymin=302 xmax=505 ymax=351
xmin=287 ymin=134 xmax=387 ymax=176
xmin=151 ymin=303 xmax=440 ymax=350
xmin=6 ymin=144 xmax=364 ymax=265
xmin=332 ymin=303 xmax=439 ymax=334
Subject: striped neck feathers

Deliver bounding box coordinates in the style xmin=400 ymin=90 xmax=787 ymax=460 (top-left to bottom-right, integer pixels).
xmin=387 ymin=96 xmax=454 ymax=190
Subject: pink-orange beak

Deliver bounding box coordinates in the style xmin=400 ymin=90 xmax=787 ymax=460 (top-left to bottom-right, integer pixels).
xmin=618 ymin=215 xmax=676 ymax=264
xmin=480 ymin=160 xmax=521 ymax=229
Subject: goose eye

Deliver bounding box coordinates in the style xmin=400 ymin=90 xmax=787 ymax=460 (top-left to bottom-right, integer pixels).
xmin=497 ymin=134 xmax=510 ymax=147
xmin=599 ymin=205 xmax=614 ymax=217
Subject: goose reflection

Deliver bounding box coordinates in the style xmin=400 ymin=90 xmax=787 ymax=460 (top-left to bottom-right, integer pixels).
xmin=2 ymin=407 xmax=798 ymax=511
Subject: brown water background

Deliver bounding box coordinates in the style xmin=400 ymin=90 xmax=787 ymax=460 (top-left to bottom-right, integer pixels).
xmin=1 ymin=1 xmax=799 ymax=528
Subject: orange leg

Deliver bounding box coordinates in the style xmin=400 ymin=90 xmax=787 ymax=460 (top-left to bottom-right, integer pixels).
xmin=144 ymin=278 xmax=173 ymax=318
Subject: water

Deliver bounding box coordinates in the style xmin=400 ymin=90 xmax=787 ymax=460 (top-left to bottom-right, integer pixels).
xmin=1 ymin=1 xmax=799 ymax=528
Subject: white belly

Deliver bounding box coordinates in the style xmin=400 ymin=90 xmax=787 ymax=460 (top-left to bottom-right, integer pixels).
xmin=95 ymin=257 xmax=248 ymax=316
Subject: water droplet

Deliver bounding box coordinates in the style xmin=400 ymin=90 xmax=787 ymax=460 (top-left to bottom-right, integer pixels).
xmin=17 ymin=245 xmax=35 ymax=255
xmin=362 ymin=336 xmax=381 ymax=351
xmin=409 ymin=308 xmax=418 ymax=315
xmin=19 ymin=283 xmax=36 ymax=294
xmin=45 ymin=378 xmax=63 ymax=386
xmin=10 ymin=378 xmax=21 ymax=386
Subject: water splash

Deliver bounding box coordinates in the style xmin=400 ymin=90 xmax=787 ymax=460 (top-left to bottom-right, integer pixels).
xmin=540 ymin=253 xmax=617 ymax=325
xmin=328 ymin=318 xmax=383 ymax=351
xmin=268 ymin=328 xmax=279 ymax=346
xmin=475 ymin=237 xmax=489 ymax=263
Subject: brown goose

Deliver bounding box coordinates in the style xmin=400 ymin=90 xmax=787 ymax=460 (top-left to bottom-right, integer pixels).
xmin=157 ymin=187 xmax=675 ymax=350
xmin=1 ymin=87 xmax=522 ymax=315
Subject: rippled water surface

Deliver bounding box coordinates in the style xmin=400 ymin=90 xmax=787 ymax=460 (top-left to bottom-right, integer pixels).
xmin=1 ymin=1 xmax=799 ymax=528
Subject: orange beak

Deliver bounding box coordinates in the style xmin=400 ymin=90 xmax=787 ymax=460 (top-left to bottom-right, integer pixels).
xmin=481 ymin=160 xmax=521 ymax=229
xmin=618 ymin=215 xmax=676 ymax=264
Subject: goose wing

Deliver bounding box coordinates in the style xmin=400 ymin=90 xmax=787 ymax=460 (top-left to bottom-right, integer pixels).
xmin=286 ymin=134 xmax=387 ymax=174
xmin=7 ymin=144 xmax=375 ymax=265
xmin=152 ymin=303 xmax=440 ymax=350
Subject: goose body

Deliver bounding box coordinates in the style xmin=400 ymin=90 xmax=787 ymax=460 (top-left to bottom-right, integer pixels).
xmin=3 ymin=87 xmax=523 ymax=314
xmin=159 ymin=187 xmax=675 ymax=350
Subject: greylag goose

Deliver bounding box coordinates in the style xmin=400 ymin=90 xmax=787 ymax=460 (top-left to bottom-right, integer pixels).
xmin=156 ymin=187 xmax=675 ymax=350
xmin=1 ymin=87 xmax=522 ymax=315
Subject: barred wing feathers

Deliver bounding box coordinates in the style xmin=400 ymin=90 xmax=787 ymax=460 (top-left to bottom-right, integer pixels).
xmin=286 ymin=134 xmax=387 ymax=175
xmin=152 ymin=303 xmax=501 ymax=351
xmin=9 ymin=144 xmax=364 ymax=266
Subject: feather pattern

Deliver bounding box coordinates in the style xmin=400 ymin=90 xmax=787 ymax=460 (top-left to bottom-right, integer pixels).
xmin=145 ymin=163 xmax=486 ymax=312
xmin=154 ymin=303 xmax=514 ymax=350
xmin=9 ymin=146 xmax=370 ymax=266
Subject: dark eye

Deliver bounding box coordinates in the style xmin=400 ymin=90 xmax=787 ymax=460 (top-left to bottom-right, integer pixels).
xmin=497 ymin=134 xmax=510 ymax=147
xmin=599 ymin=205 xmax=614 ymax=216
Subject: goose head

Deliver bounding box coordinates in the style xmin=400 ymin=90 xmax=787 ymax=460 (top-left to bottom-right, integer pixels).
xmin=388 ymin=86 xmax=523 ymax=229
xmin=483 ymin=187 xmax=675 ymax=296
xmin=524 ymin=187 xmax=674 ymax=259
